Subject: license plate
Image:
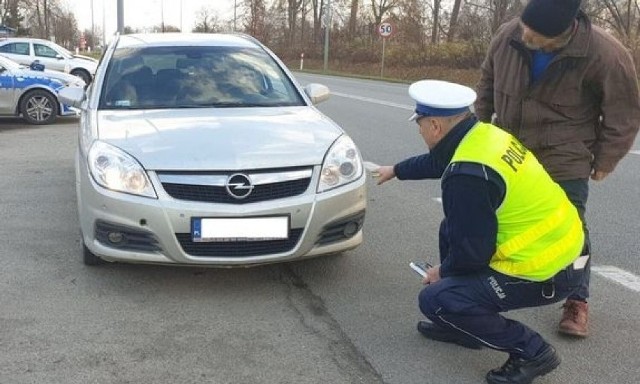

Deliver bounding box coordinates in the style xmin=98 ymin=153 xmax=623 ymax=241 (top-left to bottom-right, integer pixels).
xmin=192 ymin=216 xmax=289 ymax=242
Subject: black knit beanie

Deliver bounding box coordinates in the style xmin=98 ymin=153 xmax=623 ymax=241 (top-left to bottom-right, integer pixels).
xmin=521 ymin=0 xmax=581 ymax=37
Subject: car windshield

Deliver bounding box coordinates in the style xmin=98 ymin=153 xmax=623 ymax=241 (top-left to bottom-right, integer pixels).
xmin=99 ymin=45 xmax=305 ymax=110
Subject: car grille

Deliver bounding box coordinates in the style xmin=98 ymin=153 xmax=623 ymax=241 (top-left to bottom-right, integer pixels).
xmin=175 ymin=228 xmax=304 ymax=257
xmin=157 ymin=168 xmax=313 ymax=204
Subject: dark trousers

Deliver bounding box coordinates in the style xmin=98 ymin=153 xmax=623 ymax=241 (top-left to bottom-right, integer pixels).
xmin=557 ymin=179 xmax=590 ymax=301
xmin=418 ymin=265 xmax=584 ymax=358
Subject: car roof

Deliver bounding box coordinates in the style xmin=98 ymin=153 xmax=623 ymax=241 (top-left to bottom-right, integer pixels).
xmin=115 ymin=33 xmax=260 ymax=49
xmin=0 ymin=37 xmax=50 ymax=44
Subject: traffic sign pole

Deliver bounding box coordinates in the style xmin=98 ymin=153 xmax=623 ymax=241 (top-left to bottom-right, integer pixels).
xmin=381 ymin=38 xmax=386 ymax=78
xmin=378 ymin=22 xmax=393 ymax=78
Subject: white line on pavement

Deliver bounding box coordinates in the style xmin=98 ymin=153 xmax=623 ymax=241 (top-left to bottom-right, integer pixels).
xmin=591 ymin=265 xmax=640 ymax=293
xmin=331 ymin=91 xmax=414 ymax=111
xmin=630 ymin=150 xmax=640 ymax=155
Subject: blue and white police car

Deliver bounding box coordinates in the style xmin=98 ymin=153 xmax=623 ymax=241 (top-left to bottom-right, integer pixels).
xmin=0 ymin=55 xmax=84 ymax=125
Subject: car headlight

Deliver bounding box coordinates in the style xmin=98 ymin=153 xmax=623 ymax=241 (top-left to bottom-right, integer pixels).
xmin=88 ymin=141 xmax=157 ymax=198
xmin=317 ymin=135 xmax=363 ymax=193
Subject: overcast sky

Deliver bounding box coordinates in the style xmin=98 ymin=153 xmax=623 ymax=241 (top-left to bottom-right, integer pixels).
xmin=63 ymin=0 xmax=235 ymax=38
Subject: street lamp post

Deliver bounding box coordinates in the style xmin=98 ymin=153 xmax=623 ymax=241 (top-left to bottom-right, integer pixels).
xmin=91 ymin=0 xmax=95 ymax=42
xmin=160 ymin=0 xmax=165 ymax=32
xmin=102 ymin=0 xmax=106 ymax=46
xmin=234 ymin=0 xmax=237 ymax=32
xmin=117 ymin=0 xmax=124 ymax=34
xmin=323 ymin=0 xmax=331 ymax=72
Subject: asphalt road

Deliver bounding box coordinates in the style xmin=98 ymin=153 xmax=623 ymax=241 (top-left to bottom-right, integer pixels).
xmin=1 ymin=74 xmax=639 ymax=384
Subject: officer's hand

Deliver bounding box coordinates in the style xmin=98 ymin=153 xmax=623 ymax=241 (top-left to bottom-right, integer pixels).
xmin=376 ymin=165 xmax=396 ymax=185
xmin=591 ymin=169 xmax=610 ymax=181
xmin=422 ymin=264 xmax=441 ymax=285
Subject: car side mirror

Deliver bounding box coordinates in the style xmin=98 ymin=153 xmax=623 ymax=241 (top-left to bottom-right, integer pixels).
xmin=58 ymin=86 xmax=87 ymax=108
xmin=303 ymin=83 xmax=330 ymax=105
xmin=30 ymin=60 xmax=45 ymax=71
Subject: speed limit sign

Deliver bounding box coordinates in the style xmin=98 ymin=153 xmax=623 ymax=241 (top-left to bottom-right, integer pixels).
xmin=379 ymin=22 xmax=393 ymax=38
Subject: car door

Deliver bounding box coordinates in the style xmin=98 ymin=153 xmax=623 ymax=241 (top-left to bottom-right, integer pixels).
xmin=33 ymin=43 xmax=68 ymax=73
xmin=0 ymin=42 xmax=32 ymax=66
xmin=0 ymin=65 xmax=16 ymax=114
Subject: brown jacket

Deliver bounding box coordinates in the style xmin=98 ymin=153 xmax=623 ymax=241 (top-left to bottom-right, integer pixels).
xmin=475 ymin=12 xmax=640 ymax=181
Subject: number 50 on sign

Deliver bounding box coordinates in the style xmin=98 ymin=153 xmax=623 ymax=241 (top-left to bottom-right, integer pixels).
xmin=379 ymin=22 xmax=393 ymax=38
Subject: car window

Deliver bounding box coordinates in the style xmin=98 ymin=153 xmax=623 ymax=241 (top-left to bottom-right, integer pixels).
xmin=34 ymin=44 xmax=59 ymax=58
xmin=99 ymin=45 xmax=305 ymax=110
xmin=0 ymin=42 xmax=30 ymax=55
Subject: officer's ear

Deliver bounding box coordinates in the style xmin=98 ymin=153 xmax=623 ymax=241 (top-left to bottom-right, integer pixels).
xmin=430 ymin=117 xmax=444 ymax=134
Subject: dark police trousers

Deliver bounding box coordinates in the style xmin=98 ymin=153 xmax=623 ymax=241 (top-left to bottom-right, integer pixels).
xmin=418 ymin=261 xmax=586 ymax=358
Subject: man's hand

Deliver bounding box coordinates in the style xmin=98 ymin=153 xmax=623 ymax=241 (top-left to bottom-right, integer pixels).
xmin=422 ymin=264 xmax=441 ymax=285
xmin=591 ymin=169 xmax=610 ymax=181
xmin=376 ymin=165 xmax=396 ymax=185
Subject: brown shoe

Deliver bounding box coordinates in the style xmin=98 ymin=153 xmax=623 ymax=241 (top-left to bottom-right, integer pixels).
xmin=558 ymin=299 xmax=588 ymax=337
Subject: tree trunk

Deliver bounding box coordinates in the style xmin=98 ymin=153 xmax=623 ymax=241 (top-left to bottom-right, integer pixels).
xmin=431 ymin=0 xmax=440 ymax=44
xmin=348 ymin=0 xmax=358 ymax=38
xmin=447 ymin=0 xmax=463 ymax=42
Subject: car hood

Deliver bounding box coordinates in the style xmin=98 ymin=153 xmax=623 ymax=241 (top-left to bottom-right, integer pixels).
xmin=72 ymin=54 xmax=98 ymax=63
xmin=40 ymin=69 xmax=86 ymax=86
xmin=96 ymin=107 xmax=343 ymax=170
xmin=13 ymin=67 xmax=77 ymax=86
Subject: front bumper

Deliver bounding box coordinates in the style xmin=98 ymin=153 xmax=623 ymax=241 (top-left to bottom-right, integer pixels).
xmin=77 ymin=158 xmax=366 ymax=266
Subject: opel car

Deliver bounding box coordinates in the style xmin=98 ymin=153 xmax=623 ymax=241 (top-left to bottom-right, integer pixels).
xmin=59 ymin=33 xmax=366 ymax=267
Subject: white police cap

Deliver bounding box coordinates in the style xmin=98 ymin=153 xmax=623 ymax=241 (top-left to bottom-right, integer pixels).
xmin=408 ymin=80 xmax=477 ymax=121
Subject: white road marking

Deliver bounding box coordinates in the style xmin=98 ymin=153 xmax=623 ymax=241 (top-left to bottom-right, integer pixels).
xmin=630 ymin=150 xmax=640 ymax=155
xmin=331 ymin=91 xmax=414 ymax=110
xmin=592 ymin=265 xmax=640 ymax=293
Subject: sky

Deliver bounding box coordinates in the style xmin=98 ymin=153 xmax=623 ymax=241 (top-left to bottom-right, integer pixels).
xmin=63 ymin=0 xmax=236 ymax=40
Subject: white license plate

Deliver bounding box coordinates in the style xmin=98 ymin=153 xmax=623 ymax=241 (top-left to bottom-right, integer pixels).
xmin=192 ymin=216 xmax=289 ymax=242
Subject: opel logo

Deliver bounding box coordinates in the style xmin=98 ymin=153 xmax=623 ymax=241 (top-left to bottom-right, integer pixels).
xmin=225 ymin=173 xmax=254 ymax=199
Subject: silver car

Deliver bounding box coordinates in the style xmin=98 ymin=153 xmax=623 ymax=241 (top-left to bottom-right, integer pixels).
xmin=59 ymin=33 xmax=366 ymax=267
xmin=0 ymin=55 xmax=84 ymax=124
xmin=0 ymin=37 xmax=98 ymax=84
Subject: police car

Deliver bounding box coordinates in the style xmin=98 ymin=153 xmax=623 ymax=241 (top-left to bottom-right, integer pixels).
xmin=0 ymin=55 xmax=84 ymax=124
xmin=0 ymin=37 xmax=98 ymax=84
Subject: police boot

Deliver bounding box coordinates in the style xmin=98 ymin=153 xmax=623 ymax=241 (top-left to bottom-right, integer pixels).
xmin=416 ymin=321 xmax=483 ymax=350
xmin=485 ymin=343 xmax=560 ymax=384
xmin=559 ymin=299 xmax=589 ymax=337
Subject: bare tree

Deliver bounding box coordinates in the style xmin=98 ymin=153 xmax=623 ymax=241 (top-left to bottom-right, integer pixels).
xmin=431 ymin=0 xmax=441 ymax=43
xmin=192 ymin=7 xmax=219 ymax=33
xmin=447 ymin=0 xmax=464 ymax=42
xmin=242 ymin=0 xmax=268 ymax=41
xmin=371 ymin=0 xmax=398 ymax=26
xmin=348 ymin=0 xmax=358 ymax=37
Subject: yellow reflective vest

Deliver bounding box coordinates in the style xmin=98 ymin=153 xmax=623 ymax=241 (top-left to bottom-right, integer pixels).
xmin=450 ymin=122 xmax=584 ymax=281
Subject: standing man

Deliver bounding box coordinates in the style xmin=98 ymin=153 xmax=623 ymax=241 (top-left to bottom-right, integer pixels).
xmin=376 ymin=79 xmax=587 ymax=384
xmin=475 ymin=0 xmax=640 ymax=337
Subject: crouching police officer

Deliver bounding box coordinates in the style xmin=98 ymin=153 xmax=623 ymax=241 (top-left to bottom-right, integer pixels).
xmin=376 ymin=80 xmax=588 ymax=384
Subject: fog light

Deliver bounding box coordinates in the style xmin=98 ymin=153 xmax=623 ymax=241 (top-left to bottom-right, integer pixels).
xmin=107 ymin=232 xmax=125 ymax=244
xmin=343 ymin=221 xmax=359 ymax=237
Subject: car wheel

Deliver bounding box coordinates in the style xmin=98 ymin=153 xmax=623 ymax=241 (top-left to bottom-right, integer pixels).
xmin=19 ymin=89 xmax=58 ymax=125
xmin=83 ymin=243 xmax=106 ymax=266
xmin=71 ymin=69 xmax=92 ymax=85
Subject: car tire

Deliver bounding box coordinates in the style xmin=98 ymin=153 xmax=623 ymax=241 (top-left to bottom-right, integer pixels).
xmin=71 ymin=69 xmax=92 ymax=85
xmin=19 ymin=89 xmax=58 ymax=125
xmin=83 ymin=243 xmax=106 ymax=266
